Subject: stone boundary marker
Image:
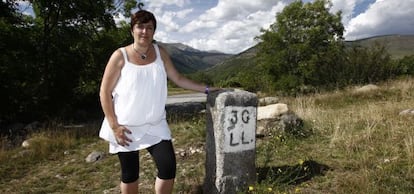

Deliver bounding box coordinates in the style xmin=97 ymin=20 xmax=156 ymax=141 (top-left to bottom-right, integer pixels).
xmin=204 ymin=89 xmax=257 ymax=194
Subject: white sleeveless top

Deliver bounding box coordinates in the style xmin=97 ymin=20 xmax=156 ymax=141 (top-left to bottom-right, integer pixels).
xmin=99 ymin=44 xmax=171 ymax=153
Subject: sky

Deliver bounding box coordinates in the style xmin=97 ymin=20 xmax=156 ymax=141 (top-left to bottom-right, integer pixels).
xmin=18 ymin=0 xmax=414 ymax=54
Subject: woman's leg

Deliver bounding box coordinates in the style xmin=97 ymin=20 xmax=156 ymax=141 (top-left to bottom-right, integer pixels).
xmin=120 ymin=180 xmax=138 ymax=194
xmin=147 ymin=140 xmax=176 ymax=194
xmin=155 ymin=177 xmax=174 ymax=194
xmin=117 ymin=151 xmax=140 ymax=194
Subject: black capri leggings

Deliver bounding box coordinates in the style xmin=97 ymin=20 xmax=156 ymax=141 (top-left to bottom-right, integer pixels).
xmin=117 ymin=140 xmax=176 ymax=183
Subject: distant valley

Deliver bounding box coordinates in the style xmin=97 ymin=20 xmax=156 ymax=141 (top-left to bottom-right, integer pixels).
xmin=162 ymin=34 xmax=414 ymax=82
xmin=158 ymin=42 xmax=233 ymax=74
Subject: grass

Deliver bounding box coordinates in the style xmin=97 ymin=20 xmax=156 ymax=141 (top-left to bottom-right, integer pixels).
xmin=1 ymin=77 xmax=414 ymax=193
xmin=167 ymin=86 xmax=199 ymax=96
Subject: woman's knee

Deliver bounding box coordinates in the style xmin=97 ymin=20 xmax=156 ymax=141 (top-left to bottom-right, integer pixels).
xmin=121 ymin=171 xmax=139 ymax=183
xmin=148 ymin=140 xmax=176 ymax=179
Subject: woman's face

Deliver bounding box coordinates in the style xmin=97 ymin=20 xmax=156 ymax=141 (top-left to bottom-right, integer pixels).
xmin=132 ymin=22 xmax=155 ymax=45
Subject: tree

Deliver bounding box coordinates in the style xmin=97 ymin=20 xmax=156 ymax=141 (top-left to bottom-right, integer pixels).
xmin=18 ymin=0 xmax=120 ymax=121
xmin=396 ymin=55 xmax=414 ymax=76
xmin=344 ymin=42 xmax=393 ymax=84
xmin=257 ymin=0 xmax=345 ymax=94
xmin=0 ymin=0 xmax=136 ymax=123
xmin=0 ymin=0 xmax=38 ymax=122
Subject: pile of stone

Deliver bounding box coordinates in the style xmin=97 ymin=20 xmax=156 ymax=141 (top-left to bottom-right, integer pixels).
xmin=256 ymin=97 xmax=304 ymax=137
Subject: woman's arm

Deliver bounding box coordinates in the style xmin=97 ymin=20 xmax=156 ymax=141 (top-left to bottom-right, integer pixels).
xmin=99 ymin=49 xmax=132 ymax=146
xmin=99 ymin=49 xmax=124 ymax=129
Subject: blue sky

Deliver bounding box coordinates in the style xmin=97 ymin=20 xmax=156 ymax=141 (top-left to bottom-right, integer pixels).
xmin=18 ymin=0 xmax=414 ymax=54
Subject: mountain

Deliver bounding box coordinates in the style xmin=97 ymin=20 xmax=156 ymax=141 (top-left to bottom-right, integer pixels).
xmin=158 ymin=35 xmax=414 ymax=84
xmin=158 ymin=42 xmax=233 ymax=74
xmin=203 ymin=45 xmax=258 ymax=83
xmin=202 ymin=34 xmax=414 ymax=82
xmin=345 ymin=34 xmax=414 ymax=59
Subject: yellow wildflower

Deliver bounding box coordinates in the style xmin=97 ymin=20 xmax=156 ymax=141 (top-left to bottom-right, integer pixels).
xmin=298 ymin=159 xmax=304 ymax=165
xmin=248 ymin=186 xmax=254 ymax=191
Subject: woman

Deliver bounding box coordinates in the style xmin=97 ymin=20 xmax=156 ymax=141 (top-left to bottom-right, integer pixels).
xmin=99 ymin=9 xmax=218 ymax=194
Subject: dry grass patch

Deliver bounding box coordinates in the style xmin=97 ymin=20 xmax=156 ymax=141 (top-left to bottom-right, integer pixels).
xmin=1 ymin=77 xmax=414 ymax=193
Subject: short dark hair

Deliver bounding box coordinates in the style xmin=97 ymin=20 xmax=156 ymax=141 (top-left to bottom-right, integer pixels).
xmin=131 ymin=10 xmax=157 ymax=31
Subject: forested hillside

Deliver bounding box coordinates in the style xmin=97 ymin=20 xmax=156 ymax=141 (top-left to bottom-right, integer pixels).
xmin=204 ymin=34 xmax=414 ymax=86
xmin=160 ymin=42 xmax=233 ymax=74
xmin=345 ymin=34 xmax=414 ymax=59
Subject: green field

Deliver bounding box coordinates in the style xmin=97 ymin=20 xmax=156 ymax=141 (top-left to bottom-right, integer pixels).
xmin=1 ymin=77 xmax=413 ymax=193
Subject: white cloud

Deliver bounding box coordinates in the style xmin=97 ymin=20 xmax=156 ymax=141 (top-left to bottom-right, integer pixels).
xmin=155 ymin=31 xmax=180 ymax=43
xmin=175 ymin=8 xmax=193 ymax=18
xmin=138 ymin=0 xmax=414 ymax=53
xmin=179 ymin=0 xmax=288 ymax=53
xmin=344 ymin=0 xmax=414 ymax=40
xmin=330 ymin=0 xmax=358 ymax=24
xmin=15 ymin=0 xmax=414 ymax=54
xmin=183 ymin=0 xmax=284 ymax=32
xmin=145 ymin=0 xmax=190 ymax=8
xmin=157 ymin=11 xmax=183 ymax=32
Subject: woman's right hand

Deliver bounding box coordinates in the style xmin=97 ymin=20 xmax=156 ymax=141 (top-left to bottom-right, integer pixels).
xmin=113 ymin=125 xmax=132 ymax=146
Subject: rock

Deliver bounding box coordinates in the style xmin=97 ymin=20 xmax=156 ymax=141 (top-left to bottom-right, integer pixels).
xmin=259 ymin=97 xmax=279 ymax=106
xmin=257 ymin=103 xmax=289 ymax=120
xmin=257 ymin=118 xmax=279 ymax=136
xmin=355 ymin=84 xmax=379 ymax=93
xmin=175 ymin=146 xmax=203 ymax=158
xmin=21 ymin=139 xmax=31 ymax=148
xmin=399 ymin=109 xmax=414 ymax=115
xmin=85 ymin=151 xmax=105 ymax=163
xmin=55 ymin=174 xmax=66 ymax=179
xmin=279 ymin=113 xmax=304 ymax=136
xmin=256 ymin=113 xmax=304 ymax=137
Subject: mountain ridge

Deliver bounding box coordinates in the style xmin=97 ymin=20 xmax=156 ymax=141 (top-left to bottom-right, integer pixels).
xmin=157 ymin=42 xmax=234 ymax=74
xmin=160 ymin=34 xmax=414 ymax=81
xmin=201 ymin=34 xmax=414 ymax=82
